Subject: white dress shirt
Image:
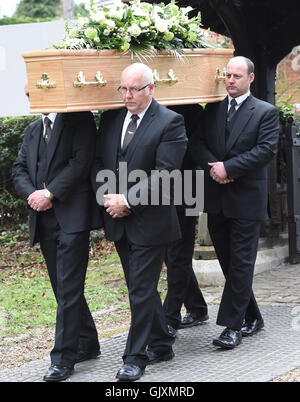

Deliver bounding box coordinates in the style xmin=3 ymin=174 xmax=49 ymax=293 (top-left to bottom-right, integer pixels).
xmin=119 ymin=100 xmax=152 ymax=207
xmin=42 ymin=113 xmax=57 ymax=137
xmin=227 ymin=92 xmax=250 ymax=112
xmin=120 ymin=100 xmax=152 ymax=148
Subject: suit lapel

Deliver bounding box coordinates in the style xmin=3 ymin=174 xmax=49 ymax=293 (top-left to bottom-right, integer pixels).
xmin=216 ymin=99 xmax=228 ymax=157
xmin=124 ymin=99 xmax=157 ymax=162
xmin=225 ymin=95 xmax=255 ymax=153
xmin=29 ymin=120 xmax=43 ymax=186
xmin=110 ymin=109 xmax=127 ymax=169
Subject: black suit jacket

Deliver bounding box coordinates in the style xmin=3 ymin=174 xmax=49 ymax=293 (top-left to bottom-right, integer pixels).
xmin=13 ymin=112 xmax=102 ymax=246
xmin=191 ymin=95 xmax=279 ymax=221
xmin=168 ymin=104 xmax=204 ymax=213
xmin=92 ymin=99 xmax=187 ymax=245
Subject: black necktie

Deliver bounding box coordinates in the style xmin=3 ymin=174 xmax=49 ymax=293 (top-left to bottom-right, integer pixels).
xmin=122 ymin=114 xmax=139 ymax=150
xmin=227 ymin=98 xmax=237 ymax=122
xmin=44 ymin=117 xmax=52 ymax=144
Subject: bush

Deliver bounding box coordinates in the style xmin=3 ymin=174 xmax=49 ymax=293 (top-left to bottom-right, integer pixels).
xmin=0 ymin=16 xmax=53 ymax=25
xmin=0 ymin=116 xmax=39 ymax=226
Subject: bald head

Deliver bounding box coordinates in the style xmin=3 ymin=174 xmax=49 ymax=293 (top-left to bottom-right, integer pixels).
xmin=121 ymin=63 xmax=154 ymax=86
xmin=120 ymin=63 xmax=155 ymax=114
xmin=227 ymin=56 xmax=254 ymax=75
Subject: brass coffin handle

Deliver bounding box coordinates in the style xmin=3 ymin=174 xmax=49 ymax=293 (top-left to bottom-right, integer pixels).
xmin=153 ymin=69 xmax=178 ymax=85
xmin=215 ymin=67 xmax=226 ymax=82
xmin=74 ymin=71 xmax=107 ymax=88
xmin=36 ymin=73 xmax=56 ymax=89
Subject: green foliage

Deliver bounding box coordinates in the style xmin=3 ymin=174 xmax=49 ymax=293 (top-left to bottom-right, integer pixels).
xmin=55 ymin=0 xmax=217 ymax=57
xmin=276 ymin=101 xmax=295 ymax=125
xmin=0 ymin=223 xmax=29 ymax=246
xmin=0 ymin=246 xmax=128 ymax=337
xmin=13 ymin=0 xmax=62 ymax=19
xmin=0 ymin=2 xmax=89 ymax=25
xmin=0 ymin=115 xmax=39 ymax=225
xmin=0 ymin=16 xmax=53 ymax=25
xmin=74 ymin=2 xmax=90 ymax=18
xmin=0 ymin=191 xmax=28 ymax=226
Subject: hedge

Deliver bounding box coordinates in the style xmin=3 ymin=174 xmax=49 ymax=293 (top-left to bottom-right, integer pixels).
xmin=0 ymin=116 xmax=39 ymax=226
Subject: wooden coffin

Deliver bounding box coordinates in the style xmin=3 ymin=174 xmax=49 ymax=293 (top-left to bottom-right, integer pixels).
xmin=22 ymin=48 xmax=233 ymax=114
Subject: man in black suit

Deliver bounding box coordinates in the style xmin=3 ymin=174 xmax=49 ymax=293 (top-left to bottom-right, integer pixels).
xmin=13 ymin=88 xmax=101 ymax=381
xmin=191 ymin=56 xmax=279 ymax=349
xmin=92 ymin=63 xmax=187 ymax=381
xmin=163 ymin=104 xmax=209 ymax=335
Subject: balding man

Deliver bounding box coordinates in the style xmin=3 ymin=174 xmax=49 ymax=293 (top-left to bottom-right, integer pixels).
xmin=92 ymin=63 xmax=187 ymax=381
xmin=191 ymin=56 xmax=279 ymax=349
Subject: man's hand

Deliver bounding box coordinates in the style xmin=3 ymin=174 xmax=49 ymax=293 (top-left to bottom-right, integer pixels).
xmin=208 ymin=162 xmax=234 ymax=184
xmin=104 ymin=194 xmax=131 ymax=218
xmin=27 ymin=190 xmax=53 ymax=212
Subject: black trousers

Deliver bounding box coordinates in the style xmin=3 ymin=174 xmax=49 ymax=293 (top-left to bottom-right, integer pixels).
xmin=115 ymin=235 xmax=174 ymax=369
xmin=208 ymin=212 xmax=263 ymax=331
xmin=163 ymin=212 xmax=207 ymax=329
xmin=37 ymin=210 xmax=99 ymax=368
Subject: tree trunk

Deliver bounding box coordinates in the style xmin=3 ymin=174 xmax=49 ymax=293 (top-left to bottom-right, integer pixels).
xmin=62 ymin=0 xmax=74 ymax=20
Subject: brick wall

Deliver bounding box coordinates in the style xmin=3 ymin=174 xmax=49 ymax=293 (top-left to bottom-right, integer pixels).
xmin=276 ymin=45 xmax=300 ymax=111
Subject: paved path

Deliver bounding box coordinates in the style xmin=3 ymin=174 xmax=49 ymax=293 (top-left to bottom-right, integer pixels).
xmin=0 ymin=261 xmax=299 ymax=383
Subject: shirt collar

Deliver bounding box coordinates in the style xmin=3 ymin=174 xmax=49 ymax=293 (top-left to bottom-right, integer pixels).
xmin=126 ymin=99 xmax=153 ymax=121
xmin=228 ymin=92 xmax=250 ymax=107
xmin=42 ymin=113 xmax=57 ymax=125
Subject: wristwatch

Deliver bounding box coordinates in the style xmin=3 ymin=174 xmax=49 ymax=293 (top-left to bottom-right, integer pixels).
xmin=44 ymin=188 xmax=53 ymax=200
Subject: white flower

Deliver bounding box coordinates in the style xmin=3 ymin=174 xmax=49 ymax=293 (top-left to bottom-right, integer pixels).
xmin=153 ymin=5 xmax=164 ymax=17
xmin=90 ymin=11 xmax=105 ymax=24
xmin=69 ymin=28 xmax=79 ymax=37
xmin=65 ymin=37 xmax=85 ymax=48
xmin=105 ymin=19 xmax=116 ymax=30
xmin=170 ymin=16 xmax=179 ymax=26
xmin=108 ymin=8 xmax=124 ymax=20
xmin=132 ymin=7 xmax=148 ymax=17
xmin=55 ymin=0 xmax=211 ymax=53
xmin=128 ymin=24 xmax=142 ymax=37
xmin=154 ymin=17 xmax=169 ymax=33
xmin=181 ymin=7 xmax=193 ymax=14
xmin=77 ymin=17 xmax=89 ymax=28
xmin=140 ymin=20 xmax=150 ymax=28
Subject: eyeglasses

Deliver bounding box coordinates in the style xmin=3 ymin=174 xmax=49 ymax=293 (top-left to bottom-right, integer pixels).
xmin=117 ymin=83 xmax=150 ymax=95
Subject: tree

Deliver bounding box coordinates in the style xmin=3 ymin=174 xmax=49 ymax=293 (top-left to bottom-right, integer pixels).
xmin=62 ymin=0 xmax=74 ymax=19
xmin=14 ymin=0 xmax=63 ymax=19
xmin=74 ymin=2 xmax=89 ymax=17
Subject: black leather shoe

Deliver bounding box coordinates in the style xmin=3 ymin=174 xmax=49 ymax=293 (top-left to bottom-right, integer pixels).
xmin=179 ymin=312 xmax=209 ymax=329
xmin=213 ymin=328 xmax=242 ymax=349
xmin=147 ymin=349 xmax=175 ymax=365
xmin=116 ymin=364 xmax=144 ymax=381
xmin=75 ymin=349 xmax=101 ymax=363
xmin=241 ymin=319 xmax=264 ymax=337
xmin=43 ymin=365 xmax=74 ymax=382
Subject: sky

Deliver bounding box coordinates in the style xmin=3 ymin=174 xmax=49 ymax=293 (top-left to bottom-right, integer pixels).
xmin=0 ymin=0 xmax=90 ymax=18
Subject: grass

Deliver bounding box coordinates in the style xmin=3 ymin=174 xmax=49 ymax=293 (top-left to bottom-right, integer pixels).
xmin=0 ymin=229 xmax=168 ymax=338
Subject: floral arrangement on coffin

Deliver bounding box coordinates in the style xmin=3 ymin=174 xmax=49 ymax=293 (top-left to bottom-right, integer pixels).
xmin=54 ymin=0 xmax=216 ymax=59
